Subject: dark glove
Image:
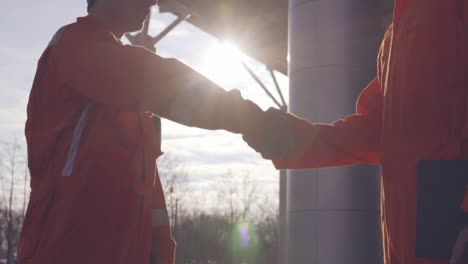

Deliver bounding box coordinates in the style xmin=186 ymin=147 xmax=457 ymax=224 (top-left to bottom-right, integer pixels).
xmin=243 ymin=107 xmax=297 ymax=160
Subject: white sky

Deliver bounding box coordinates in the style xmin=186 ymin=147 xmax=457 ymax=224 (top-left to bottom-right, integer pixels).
xmin=0 ymin=0 xmax=289 ymax=211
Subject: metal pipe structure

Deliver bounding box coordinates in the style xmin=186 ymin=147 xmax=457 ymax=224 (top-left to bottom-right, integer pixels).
xmin=152 ymin=12 xmax=192 ymax=44
xmin=269 ymin=69 xmax=287 ymax=108
xmin=286 ymin=0 xmax=385 ymax=263
xmin=241 ymin=61 xmax=285 ymax=110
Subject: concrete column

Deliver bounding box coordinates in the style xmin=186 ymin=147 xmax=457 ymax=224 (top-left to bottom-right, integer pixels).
xmin=287 ymin=1 xmax=385 ymax=263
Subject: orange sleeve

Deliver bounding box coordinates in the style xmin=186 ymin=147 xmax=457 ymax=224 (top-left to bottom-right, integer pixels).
xmin=274 ymin=78 xmax=383 ymax=169
xmin=55 ymin=27 xmax=265 ymax=135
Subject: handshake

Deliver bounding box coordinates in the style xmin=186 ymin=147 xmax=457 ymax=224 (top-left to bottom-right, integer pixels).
xmin=241 ymin=107 xmax=299 ymax=160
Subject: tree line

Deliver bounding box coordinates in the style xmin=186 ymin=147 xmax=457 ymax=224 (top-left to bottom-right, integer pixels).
xmin=158 ymin=155 xmax=279 ymax=264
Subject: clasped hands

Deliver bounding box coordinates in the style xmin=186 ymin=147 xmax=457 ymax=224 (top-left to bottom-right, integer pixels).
xmin=242 ymin=107 xmax=297 ymax=160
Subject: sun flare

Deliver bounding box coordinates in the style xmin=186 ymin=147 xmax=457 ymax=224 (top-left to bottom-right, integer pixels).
xmin=201 ymin=42 xmax=247 ymax=84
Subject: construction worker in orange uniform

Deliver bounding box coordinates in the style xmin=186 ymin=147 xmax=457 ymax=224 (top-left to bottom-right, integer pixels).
xmin=17 ymin=0 xmax=292 ymax=263
xmin=244 ymin=0 xmax=468 ymax=264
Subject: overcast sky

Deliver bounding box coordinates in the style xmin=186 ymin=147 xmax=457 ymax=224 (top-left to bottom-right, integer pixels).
xmin=0 ymin=0 xmax=289 ymax=211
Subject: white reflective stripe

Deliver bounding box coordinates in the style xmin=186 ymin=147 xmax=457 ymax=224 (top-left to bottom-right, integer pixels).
xmin=61 ymin=103 xmax=91 ymax=176
xmin=168 ymin=78 xmax=210 ymax=124
xmin=152 ymin=209 xmax=170 ymax=227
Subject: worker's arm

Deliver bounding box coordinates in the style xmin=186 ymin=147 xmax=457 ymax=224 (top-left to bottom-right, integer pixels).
xmin=269 ymin=78 xmax=383 ymax=169
xmin=55 ymin=27 xmax=265 ymax=135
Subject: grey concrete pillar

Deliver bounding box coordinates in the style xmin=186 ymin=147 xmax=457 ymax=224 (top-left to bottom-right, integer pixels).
xmin=287 ymin=1 xmax=385 ymax=263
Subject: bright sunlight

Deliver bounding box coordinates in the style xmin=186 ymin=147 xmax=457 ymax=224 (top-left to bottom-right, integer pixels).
xmin=201 ymin=41 xmax=248 ymax=84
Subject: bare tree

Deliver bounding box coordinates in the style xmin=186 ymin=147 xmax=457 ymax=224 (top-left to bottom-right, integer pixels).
xmin=157 ymin=153 xmax=189 ymax=230
xmin=0 ymin=137 xmax=27 ymax=264
xmin=217 ymin=170 xmax=238 ymax=224
xmin=239 ymin=171 xmax=258 ymax=220
xmin=155 ymin=163 xmax=280 ymax=264
xmin=22 ymin=162 xmax=29 ymax=220
xmin=255 ymin=190 xmax=279 ymax=223
xmin=256 ymin=191 xmax=279 ymax=263
xmin=217 ymin=170 xmax=259 ymax=223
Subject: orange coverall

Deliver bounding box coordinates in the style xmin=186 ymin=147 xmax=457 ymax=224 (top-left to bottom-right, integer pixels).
xmin=275 ymin=0 xmax=468 ymax=263
xmin=19 ymin=16 xmax=265 ymax=264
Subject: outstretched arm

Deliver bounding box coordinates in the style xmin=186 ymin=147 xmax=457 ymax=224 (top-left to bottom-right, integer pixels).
xmin=55 ymin=26 xmax=265 ymax=136
xmin=245 ymin=78 xmax=383 ymax=169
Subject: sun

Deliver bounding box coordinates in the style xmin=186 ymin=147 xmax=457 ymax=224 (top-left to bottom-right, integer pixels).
xmin=201 ymin=41 xmax=248 ymax=85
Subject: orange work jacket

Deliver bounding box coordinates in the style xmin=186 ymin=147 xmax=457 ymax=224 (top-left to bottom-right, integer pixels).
xmin=18 ymin=16 xmax=265 ymax=264
xmin=275 ymin=0 xmax=468 ymax=263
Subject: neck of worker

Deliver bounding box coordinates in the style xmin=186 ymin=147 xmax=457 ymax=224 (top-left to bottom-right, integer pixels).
xmin=88 ymin=7 xmax=126 ymax=39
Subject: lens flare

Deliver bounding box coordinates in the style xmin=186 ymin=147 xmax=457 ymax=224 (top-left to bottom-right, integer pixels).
xmin=230 ymin=220 xmax=261 ymax=264
xmin=239 ymin=222 xmax=250 ymax=248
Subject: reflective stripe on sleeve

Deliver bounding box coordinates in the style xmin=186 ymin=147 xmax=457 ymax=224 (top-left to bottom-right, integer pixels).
xmin=61 ymin=103 xmax=91 ymax=176
xmin=152 ymin=209 xmax=170 ymax=227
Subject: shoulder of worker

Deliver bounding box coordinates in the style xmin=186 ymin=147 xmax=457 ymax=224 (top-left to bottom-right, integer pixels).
xmin=48 ymin=16 xmax=123 ymax=50
xmin=53 ymin=16 xmax=182 ymax=60
xmin=47 ymin=16 xmax=174 ymax=69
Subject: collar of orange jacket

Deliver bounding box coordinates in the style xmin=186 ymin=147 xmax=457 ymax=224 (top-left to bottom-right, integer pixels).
xmin=76 ymin=15 xmax=124 ymax=42
xmin=77 ymin=15 xmax=108 ymax=30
